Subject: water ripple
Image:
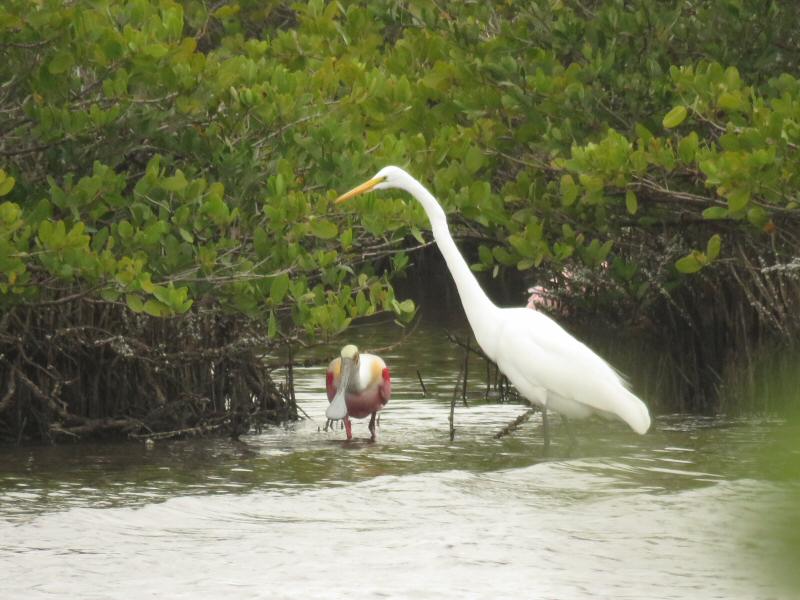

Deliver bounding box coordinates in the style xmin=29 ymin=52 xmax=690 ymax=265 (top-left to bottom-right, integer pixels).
xmin=0 ymin=323 xmax=795 ymax=599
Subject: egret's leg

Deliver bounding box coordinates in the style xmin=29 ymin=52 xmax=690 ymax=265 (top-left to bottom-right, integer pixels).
xmin=368 ymin=412 xmax=377 ymax=441
xmin=562 ymin=414 xmax=578 ymax=446
xmin=542 ymin=408 xmax=550 ymax=453
xmin=344 ymin=416 xmax=352 ymax=441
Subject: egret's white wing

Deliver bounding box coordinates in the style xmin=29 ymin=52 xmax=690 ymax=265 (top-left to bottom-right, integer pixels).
xmin=494 ymin=308 xmax=650 ymax=433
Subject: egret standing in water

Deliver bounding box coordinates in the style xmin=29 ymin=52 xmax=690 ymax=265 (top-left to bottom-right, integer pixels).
xmin=335 ymin=166 xmax=651 ymax=444
xmin=326 ymin=344 xmax=391 ymax=441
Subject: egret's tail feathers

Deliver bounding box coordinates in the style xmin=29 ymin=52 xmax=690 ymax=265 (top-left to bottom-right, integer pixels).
xmin=618 ymin=388 xmax=651 ymax=435
xmin=326 ymin=394 xmax=347 ymax=420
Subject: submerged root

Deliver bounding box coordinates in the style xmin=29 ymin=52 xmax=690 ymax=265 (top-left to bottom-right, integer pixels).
xmin=494 ymin=407 xmax=537 ymax=439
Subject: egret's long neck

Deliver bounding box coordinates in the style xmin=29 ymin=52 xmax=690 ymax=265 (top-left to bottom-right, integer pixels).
xmin=403 ymin=177 xmax=500 ymax=359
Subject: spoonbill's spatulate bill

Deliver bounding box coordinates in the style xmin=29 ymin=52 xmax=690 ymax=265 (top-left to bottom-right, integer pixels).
xmin=326 ymin=344 xmax=391 ymax=441
xmin=336 ymin=167 xmax=651 ymax=443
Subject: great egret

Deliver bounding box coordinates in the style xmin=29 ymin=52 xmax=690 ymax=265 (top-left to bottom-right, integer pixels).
xmin=326 ymin=344 xmax=392 ymax=441
xmin=335 ymin=166 xmax=651 ymax=443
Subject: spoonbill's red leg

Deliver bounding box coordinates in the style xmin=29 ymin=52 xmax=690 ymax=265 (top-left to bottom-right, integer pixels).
xmin=344 ymin=416 xmax=353 ymax=440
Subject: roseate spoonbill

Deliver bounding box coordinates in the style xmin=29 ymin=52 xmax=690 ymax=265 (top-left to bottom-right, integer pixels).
xmin=335 ymin=166 xmax=651 ymax=445
xmin=325 ymin=344 xmax=391 ymax=441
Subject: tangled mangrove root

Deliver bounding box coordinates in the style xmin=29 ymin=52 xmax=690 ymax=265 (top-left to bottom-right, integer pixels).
xmin=633 ymin=235 xmax=800 ymax=412
xmin=0 ymin=298 xmax=295 ymax=444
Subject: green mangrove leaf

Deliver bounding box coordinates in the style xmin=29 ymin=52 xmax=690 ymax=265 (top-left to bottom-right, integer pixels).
xmin=310 ymin=219 xmax=338 ymax=239
xmin=625 ymin=190 xmax=638 ymax=215
xmin=726 ymin=189 xmax=750 ymax=212
xmin=662 ymin=105 xmax=688 ymax=129
xmin=675 ymin=252 xmax=705 ymax=274
xmin=0 ymin=171 xmax=15 ymax=197
xmin=702 ymin=206 xmax=728 ymax=220
xmin=270 ymin=272 xmax=290 ymax=305
xmin=706 ymin=234 xmax=721 ymax=262
xmin=126 ymin=293 xmax=145 ymax=313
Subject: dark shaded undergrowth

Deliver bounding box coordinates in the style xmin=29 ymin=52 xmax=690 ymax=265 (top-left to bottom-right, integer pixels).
xmin=0 ymin=300 xmax=295 ymax=445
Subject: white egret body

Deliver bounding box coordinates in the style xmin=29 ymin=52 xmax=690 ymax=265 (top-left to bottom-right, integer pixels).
xmin=336 ymin=166 xmax=651 ymax=437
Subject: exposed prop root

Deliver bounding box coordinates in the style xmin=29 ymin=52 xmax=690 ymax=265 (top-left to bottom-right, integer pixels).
xmin=449 ymin=360 xmax=464 ymax=442
xmin=416 ymin=369 xmax=427 ymax=396
xmin=446 ymin=331 xmax=519 ymax=404
xmin=0 ymin=299 xmax=297 ymax=444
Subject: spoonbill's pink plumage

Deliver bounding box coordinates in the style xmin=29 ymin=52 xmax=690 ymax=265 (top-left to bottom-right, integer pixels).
xmin=325 ymin=344 xmax=391 ymax=441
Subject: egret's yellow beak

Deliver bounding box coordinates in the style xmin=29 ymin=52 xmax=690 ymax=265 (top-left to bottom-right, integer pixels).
xmin=335 ymin=176 xmax=385 ymax=204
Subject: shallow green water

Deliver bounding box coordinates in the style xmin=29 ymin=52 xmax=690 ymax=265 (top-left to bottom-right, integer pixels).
xmin=0 ymin=320 xmax=797 ymax=599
